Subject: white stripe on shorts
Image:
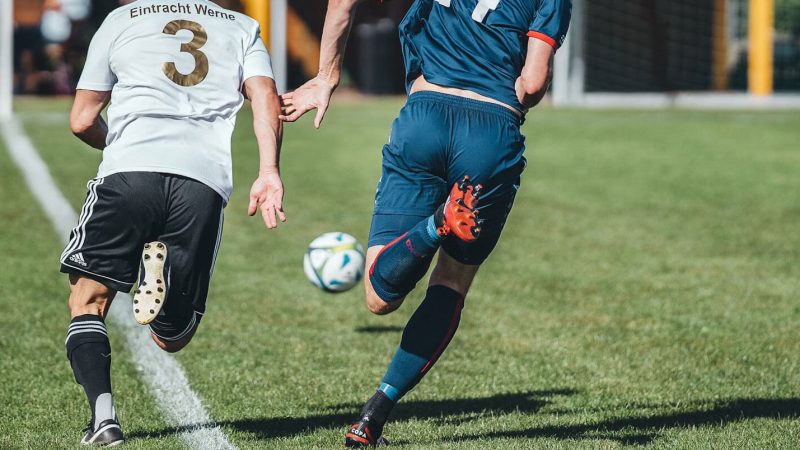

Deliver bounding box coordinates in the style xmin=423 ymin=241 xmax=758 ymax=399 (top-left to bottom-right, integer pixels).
xmin=60 ymin=178 xmax=98 ymax=259
xmin=209 ymin=209 xmax=224 ymax=277
xmin=60 ymin=178 xmax=104 ymax=260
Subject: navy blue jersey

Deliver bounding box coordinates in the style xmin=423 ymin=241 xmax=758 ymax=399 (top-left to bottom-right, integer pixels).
xmin=398 ymin=0 xmax=571 ymax=112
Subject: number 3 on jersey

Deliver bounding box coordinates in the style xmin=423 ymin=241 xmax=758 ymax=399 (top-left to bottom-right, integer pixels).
xmin=435 ymin=0 xmax=500 ymax=23
xmin=162 ymin=20 xmax=209 ymax=87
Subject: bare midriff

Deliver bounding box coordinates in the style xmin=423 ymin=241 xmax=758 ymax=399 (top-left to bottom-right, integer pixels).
xmin=409 ymin=75 xmax=520 ymax=116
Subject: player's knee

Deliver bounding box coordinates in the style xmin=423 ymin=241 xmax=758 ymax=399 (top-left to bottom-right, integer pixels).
xmin=150 ymin=325 xmax=196 ymax=353
xmin=149 ymin=312 xmax=199 ymax=352
xmin=150 ymin=333 xmax=192 ymax=353
xmin=67 ymin=274 xmax=115 ymax=318
xmin=364 ymin=278 xmax=403 ymax=315
xmin=366 ymin=293 xmax=402 ymax=315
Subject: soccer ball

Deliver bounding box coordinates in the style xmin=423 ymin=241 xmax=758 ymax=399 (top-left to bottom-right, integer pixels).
xmin=303 ymin=232 xmax=366 ymax=292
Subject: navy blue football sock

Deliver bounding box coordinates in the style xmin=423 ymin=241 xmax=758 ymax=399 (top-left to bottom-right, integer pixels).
xmin=66 ymin=315 xmax=115 ymax=429
xmin=369 ymin=214 xmax=443 ymax=301
xmin=377 ymin=285 xmax=465 ymax=402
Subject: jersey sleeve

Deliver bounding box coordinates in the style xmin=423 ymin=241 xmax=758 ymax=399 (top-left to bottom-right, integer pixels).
xmin=528 ymin=0 xmax=572 ymax=50
xmin=243 ymin=26 xmax=274 ymax=82
xmin=76 ymin=16 xmax=118 ymax=91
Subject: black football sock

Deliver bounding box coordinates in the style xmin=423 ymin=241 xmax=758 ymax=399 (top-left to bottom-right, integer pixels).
xmin=66 ymin=314 xmax=115 ymax=429
xmin=377 ymin=285 xmax=465 ymax=402
xmin=358 ymin=390 xmax=395 ymax=430
xmin=369 ymin=208 xmax=445 ymax=301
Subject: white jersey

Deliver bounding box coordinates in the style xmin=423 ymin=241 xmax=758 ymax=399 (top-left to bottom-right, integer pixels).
xmin=77 ymin=0 xmax=273 ymax=202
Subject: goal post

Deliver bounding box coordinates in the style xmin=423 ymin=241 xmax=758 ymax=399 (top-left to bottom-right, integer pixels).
xmin=748 ymin=0 xmax=773 ymax=95
xmin=1 ymin=0 xmax=13 ymax=119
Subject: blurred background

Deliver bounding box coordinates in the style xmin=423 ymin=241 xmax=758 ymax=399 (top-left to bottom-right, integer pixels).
xmin=3 ymin=0 xmax=800 ymax=104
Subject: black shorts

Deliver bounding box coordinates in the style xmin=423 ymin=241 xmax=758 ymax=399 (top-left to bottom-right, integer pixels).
xmin=60 ymin=172 xmax=224 ymax=339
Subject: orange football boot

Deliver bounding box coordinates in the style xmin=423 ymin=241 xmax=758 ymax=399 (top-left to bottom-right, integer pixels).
xmin=437 ymin=175 xmax=482 ymax=242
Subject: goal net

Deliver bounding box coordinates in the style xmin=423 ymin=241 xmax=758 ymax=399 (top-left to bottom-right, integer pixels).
xmin=553 ymin=0 xmax=800 ymax=107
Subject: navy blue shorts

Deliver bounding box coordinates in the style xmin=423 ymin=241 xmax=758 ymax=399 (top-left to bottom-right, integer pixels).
xmin=368 ymin=91 xmax=526 ymax=265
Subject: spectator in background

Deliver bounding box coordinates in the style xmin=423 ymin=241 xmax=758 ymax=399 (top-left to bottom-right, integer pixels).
xmin=45 ymin=43 xmax=74 ymax=95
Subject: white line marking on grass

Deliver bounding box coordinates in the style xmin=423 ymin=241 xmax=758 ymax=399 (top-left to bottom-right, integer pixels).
xmin=1 ymin=117 xmax=235 ymax=450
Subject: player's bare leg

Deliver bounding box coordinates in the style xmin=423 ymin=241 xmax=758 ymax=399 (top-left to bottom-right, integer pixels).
xmin=427 ymin=250 xmax=480 ymax=293
xmin=65 ymin=275 xmax=124 ymax=446
xmin=363 ymin=232 xmax=480 ymax=315
xmin=68 ymin=274 xmax=116 ymax=318
xmin=363 ymin=176 xmax=481 ymax=313
xmin=347 ymin=252 xmax=479 ymax=448
xmin=347 ymin=177 xmax=483 ymax=447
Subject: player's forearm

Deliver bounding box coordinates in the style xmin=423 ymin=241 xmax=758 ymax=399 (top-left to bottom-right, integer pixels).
xmin=253 ymin=93 xmax=283 ymax=176
xmin=255 ymin=120 xmax=282 ymax=176
xmin=71 ymin=116 xmax=108 ymax=150
xmin=317 ymin=0 xmax=364 ymax=87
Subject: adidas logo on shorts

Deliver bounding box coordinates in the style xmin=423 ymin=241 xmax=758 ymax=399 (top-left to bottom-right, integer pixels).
xmin=69 ymin=252 xmax=88 ymax=267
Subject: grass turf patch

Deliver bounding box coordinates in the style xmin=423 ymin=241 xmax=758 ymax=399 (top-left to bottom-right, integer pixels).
xmin=12 ymin=97 xmax=800 ymax=448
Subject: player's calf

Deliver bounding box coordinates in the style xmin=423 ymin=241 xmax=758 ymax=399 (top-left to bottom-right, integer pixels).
xmin=68 ymin=274 xmax=116 ymax=318
xmin=65 ymin=277 xmax=122 ymax=447
xmin=346 ymin=256 xmax=473 ymax=448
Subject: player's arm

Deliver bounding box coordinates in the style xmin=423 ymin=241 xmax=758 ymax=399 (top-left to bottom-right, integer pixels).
xmin=71 ymin=12 xmax=116 ymax=150
xmin=519 ymin=0 xmax=572 ymax=109
xmin=70 ymin=90 xmax=111 ymax=150
xmin=244 ymin=76 xmax=286 ymax=229
xmin=515 ymin=38 xmax=555 ymax=110
xmin=279 ymin=0 xmax=368 ymax=128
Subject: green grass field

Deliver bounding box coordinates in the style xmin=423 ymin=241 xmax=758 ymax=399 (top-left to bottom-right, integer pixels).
xmin=2 ymin=97 xmax=799 ymax=449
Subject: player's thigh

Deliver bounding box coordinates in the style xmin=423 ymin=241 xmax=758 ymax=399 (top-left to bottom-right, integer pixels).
xmin=368 ymin=96 xmax=450 ymax=249
xmin=443 ymin=103 xmax=526 ymax=265
xmin=148 ymin=175 xmax=224 ymax=347
xmin=366 ymin=97 xmax=454 ymax=312
xmin=60 ymin=172 xmax=167 ymax=295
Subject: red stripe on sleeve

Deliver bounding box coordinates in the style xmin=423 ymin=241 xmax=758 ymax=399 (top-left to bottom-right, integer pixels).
xmin=527 ymin=31 xmax=557 ymax=49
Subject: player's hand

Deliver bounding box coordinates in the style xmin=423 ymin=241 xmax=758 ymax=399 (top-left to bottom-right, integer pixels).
xmin=279 ymin=76 xmax=335 ymax=129
xmin=248 ymin=172 xmax=286 ymax=229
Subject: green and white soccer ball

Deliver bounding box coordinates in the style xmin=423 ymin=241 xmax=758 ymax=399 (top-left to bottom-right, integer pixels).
xmin=303 ymin=232 xmax=365 ymax=292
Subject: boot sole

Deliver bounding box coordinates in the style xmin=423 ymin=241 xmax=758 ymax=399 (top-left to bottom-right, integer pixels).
xmin=133 ymin=241 xmax=168 ymax=325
